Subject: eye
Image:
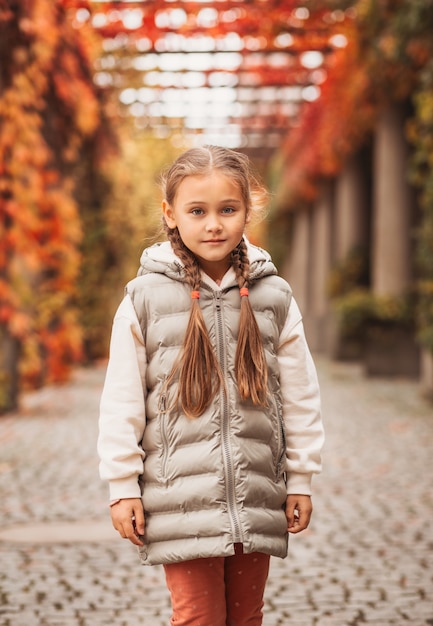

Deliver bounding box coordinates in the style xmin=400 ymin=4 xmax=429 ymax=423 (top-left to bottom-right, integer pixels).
xmin=221 ymin=206 xmax=235 ymax=214
xmin=190 ymin=207 xmax=204 ymax=216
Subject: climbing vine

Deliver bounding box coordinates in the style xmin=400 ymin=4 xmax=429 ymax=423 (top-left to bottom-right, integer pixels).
xmin=407 ymin=59 xmax=433 ymax=351
xmin=0 ymin=0 xmax=104 ymax=409
xmin=277 ymin=0 xmax=433 ymax=353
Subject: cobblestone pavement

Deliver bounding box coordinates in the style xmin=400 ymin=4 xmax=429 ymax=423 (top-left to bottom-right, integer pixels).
xmin=1 ymin=358 xmax=432 ymax=625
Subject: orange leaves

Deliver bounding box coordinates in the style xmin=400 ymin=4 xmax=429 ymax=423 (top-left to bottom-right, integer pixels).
xmin=406 ymin=39 xmax=431 ymax=67
xmin=277 ymin=0 xmax=433 ymax=211
xmin=52 ymin=47 xmax=100 ymax=136
xmin=8 ymin=312 xmax=31 ymax=339
xmin=277 ymin=11 xmax=379 ymax=206
xmin=0 ymin=0 xmax=105 ymax=392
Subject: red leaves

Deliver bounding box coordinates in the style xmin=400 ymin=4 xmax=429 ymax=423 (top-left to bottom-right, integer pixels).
xmin=277 ymin=2 xmax=433 ymax=207
xmin=278 ymin=16 xmax=378 ymax=205
xmin=0 ymin=0 xmax=103 ymax=388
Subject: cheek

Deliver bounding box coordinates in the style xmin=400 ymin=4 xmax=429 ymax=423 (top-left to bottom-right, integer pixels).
xmin=175 ymin=220 xmax=195 ymax=241
xmin=238 ymin=215 xmax=249 ymax=232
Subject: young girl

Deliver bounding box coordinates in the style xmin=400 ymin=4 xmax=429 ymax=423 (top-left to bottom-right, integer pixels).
xmin=98 ymin=145 xmax=324 ymax=626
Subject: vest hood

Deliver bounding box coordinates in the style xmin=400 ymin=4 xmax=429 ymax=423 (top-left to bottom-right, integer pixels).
xmin=137 ymin=237 xmax=278 ymax=283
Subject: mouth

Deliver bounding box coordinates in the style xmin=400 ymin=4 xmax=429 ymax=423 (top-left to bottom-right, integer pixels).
xmin=203 ymin=239 xmax=225 ymax=243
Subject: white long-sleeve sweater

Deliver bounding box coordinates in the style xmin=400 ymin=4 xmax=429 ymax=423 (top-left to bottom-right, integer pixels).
xmin=98 ymin=264 xmax=324 ymax=502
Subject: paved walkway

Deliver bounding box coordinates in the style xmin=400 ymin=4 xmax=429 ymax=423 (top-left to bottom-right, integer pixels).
xmin=0 ymin=358 xmax=432 ymax=625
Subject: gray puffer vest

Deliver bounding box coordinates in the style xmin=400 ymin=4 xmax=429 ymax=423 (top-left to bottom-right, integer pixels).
xmin=127 ymin=241 xmax=292 ymax=566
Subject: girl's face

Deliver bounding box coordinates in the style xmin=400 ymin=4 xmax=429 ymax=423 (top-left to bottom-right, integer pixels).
xmin=163 ymin=169 xmax=250 ymax=283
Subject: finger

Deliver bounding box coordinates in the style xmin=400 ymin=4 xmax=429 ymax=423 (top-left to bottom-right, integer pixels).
xmin=288 ymin=511 xmax=310 ymax=533
xmin=286 ymin=496 xmax=312 ymax=533
xmin=285 ymin=507 xmax=296 ymax=529
xmin=122 ymin=519 xmax=144 ymax=546
xmin=133 ymin=504 xmax=146 ymax=536
xmin=110 ymin=500 xmax=144 ymax=545
xmin=285 ymin=498 xmax=298 ymax=528
xmin=298 ymin=505 xmax=312 ymax=530
xmin=287 ymin=507 xmax=300 ymax=532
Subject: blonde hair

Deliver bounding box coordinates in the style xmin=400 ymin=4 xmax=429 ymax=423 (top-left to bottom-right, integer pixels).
xmin=162 ymin=146 xmax=269 ymax=417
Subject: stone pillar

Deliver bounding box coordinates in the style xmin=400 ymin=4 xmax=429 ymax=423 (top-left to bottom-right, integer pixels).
xmin=330 ymin=150 xmax=370 ymax=360
xmin=366 ymin=104 xmax=420 ymax=378
xmin=372 ymin=105 xmax=412 ymax=295
xmin=308 ymin=181 xmax=334 ymax=352
xmin=281 ymin=209 xmax=310 ymax=314
xmin=0 ymin=327 xmax=21 ymax=413
xmin=420 ymin=349 xmax=433 ymax=400
xmin=335 ymin=151 xmax=370 ymax=259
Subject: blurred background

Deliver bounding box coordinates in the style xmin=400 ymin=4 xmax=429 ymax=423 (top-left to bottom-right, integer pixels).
xmin=1 ymin=0 xmax=433 ymax=413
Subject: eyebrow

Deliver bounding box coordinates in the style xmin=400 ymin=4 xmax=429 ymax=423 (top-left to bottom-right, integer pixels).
xmin=184 ymin=198 xmax=242 ymax=206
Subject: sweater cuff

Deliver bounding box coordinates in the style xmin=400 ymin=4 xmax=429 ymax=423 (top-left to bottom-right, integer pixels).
xmin=108 ymin=476 xmax=141 ymax=501
xmin=286 ymin=472 xmax=313 ymax=496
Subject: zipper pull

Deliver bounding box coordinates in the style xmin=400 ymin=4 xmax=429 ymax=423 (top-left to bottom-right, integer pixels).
xmin=214 ymin=292 xmax=222 ymax=311
xmin=158 ymin=392 xmax=167 ymax=413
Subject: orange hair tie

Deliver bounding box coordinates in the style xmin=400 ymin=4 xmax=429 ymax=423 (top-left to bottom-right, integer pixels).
xmin=191 ymin=290 xmax=200 ymax=299
xmin=240 ymin=287 xmax=249 ymax=297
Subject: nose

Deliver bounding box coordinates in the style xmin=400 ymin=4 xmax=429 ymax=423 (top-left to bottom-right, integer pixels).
xmin=205 ymin=214 xmax=223 ymax=233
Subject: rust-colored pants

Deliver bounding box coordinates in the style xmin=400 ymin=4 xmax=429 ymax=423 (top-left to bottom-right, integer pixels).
xmin=163 ymin=544 xmax=270 ymax=626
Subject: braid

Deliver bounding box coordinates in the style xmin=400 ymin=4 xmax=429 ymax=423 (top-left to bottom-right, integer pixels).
xmin=166 ymin=227 xmax=224 ymax=418
xmin=232 ymin=240 xmax=268 ymax=406
xmin=231 ymin=239 xmax=250 ymax=289
xmin=167 ymin=227 xmax=201 ymax=289
xmin=159 ymin=146 xmax=270 ymax=412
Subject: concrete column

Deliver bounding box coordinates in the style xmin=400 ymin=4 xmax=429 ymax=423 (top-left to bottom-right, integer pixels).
xmin=282 ymin=208 xmax=310 ymax=314
xmin=335 ymin=151 xmax=370 ymax=259
xmin=308 ymin=181 xmax=334 ymax=352
xmin=328 ymin=151 xmax=371 ymax=360
xmin=420 ymin=349 xmax=433 ymax=399
xmin=0 ymin=327 xmax=20 ymax=413
xmin=372 ymin=105 xmax=412 ymax=295
xmin=366 ymin=104 xmax=421 ymax=378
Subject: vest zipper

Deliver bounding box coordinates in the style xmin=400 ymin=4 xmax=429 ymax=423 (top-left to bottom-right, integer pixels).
xmin=276 ymin=414 xmax=286 ymax=482
xmin=158 ymin=389 xmax=169 ymax=480
xmin=269 ymin=393 xmax=284 ymax=482
xmin=214 ymin=291 xmax=243 ymax=544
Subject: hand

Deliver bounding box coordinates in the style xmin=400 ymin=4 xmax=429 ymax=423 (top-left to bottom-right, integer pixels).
xmin=110 ymin=498 xmax=145 ymax=546
xmin=285 ymin=494 xmax=312 ymax=534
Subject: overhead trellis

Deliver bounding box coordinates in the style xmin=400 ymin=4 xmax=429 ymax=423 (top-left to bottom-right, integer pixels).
xmin=65 ymin=0 xmax=353 ymax=152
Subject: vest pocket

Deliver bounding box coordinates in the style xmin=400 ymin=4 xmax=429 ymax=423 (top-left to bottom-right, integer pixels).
xmin=271 ymin=394 xmax=286 ymax=482
xmin=158 ymin=388 xmax=170 ymax=480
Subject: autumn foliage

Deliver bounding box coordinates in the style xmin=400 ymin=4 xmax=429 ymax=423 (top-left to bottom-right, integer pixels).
xmin=0 ymin=0 xmax=104 ymax=408
xmin=275 ymin=17 xmax=370 ymax=202
xmin=276 ymin=0 xmax=433 ymax=352
xmin=278 ymin=0 xmax=433 ymax=205
xmin=2 ymin=0 xmax=433 ymax=411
